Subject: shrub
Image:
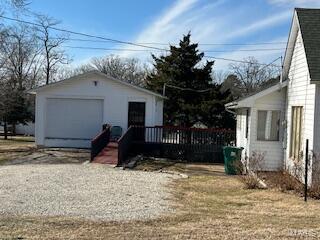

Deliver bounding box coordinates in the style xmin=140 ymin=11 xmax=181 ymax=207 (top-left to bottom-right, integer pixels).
xmin=309 ymin=153 xmax=320 ymax=199
xmin=238 ymin=151 xmax=266 ymax=189
xmin=273 ymin=172 xmax=302 ymax=192
xmin=239 ymin=174 xmax=261 ymax=189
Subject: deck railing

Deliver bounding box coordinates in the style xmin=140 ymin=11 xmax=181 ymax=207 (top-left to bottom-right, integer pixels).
xmin=90 ymin=124 xmax=111 ymax=161
xmin=135 ymin=125 xmax=235 ymax=145
xmin=117 ymin=125 xmax=235 ymax=164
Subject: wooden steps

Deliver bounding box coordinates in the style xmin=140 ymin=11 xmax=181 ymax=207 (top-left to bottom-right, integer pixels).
xmin=92 ymin=142 xmax=118 ymax=165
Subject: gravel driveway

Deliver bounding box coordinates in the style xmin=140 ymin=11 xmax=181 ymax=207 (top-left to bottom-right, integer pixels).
xmin=0 ymin=164 xmax=177 ymax=221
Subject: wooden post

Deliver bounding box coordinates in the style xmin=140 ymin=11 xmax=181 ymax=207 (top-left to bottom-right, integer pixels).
xmin=304 ymin=139 xmax=309 ymax=202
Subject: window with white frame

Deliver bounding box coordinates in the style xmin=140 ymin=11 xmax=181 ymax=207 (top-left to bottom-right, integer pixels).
xmin=257 ymin=110 xmax=280 ymax=141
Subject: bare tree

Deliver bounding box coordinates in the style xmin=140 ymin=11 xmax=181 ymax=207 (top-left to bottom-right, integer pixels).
xmin=229 ymin=57 xmax=279 ymax=95
xmin=60 ymin=55 xmax=149 ymax=86
xmin=90 ymin=55 xmax=148 ymax=86
xmin=1 ymin=24 xmax=42 ymax=89
xmin=0 ymin=0 xmax=27 ymax=13
xmin=0 ymin=24 xmax=38 ymax=138
xmin=35 ymin=15 xmax=70 ymax=85
xmin=212 ymin=70 xmax=228 ymax=84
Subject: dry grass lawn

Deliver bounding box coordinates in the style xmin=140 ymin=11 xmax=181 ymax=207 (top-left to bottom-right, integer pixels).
xmin=0 ymin=156 xmax=320 ymax=239
xmin=0 ymin=136 xmax=36 ymax=162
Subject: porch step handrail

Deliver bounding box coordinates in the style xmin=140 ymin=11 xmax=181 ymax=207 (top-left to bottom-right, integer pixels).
xmin=117 ymin=126 xmax=134 ymax=166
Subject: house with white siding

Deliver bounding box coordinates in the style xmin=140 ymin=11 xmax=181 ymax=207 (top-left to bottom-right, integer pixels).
xmin=226 ymin=8 xmax=320 ymax=184
xmin=30 ymin=70 xmax=164 ymax=148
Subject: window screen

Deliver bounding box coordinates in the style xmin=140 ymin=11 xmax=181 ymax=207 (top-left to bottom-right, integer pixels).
xmin=257 ymin=110 xmax=280 ymax=141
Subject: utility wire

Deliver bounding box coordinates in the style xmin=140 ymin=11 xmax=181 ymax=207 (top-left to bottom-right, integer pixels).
xmin=204 ymin=56 xmax=281 ymax=67
xmin=63 ymin=46 xmax=158 ymax=52
xmin=63 ymin=45 xmax=286 ymax=53
xmin=0 ymin=15 xmax=282 ymax=67
xmin=163 ymin=56 xmax=282 ymax=95
xmin=0 ymin=15 xmax=164 ymax=51
xmin=57 ymin=37 xmax=287 ymax=46
xmin=164 ymin=84 xmax=213 ymax=93
xmin=64 ymin=46 xmax=282 ymax=66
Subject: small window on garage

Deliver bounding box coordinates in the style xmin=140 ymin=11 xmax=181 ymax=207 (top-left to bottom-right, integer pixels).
xmin=257 ymin=110 xmax=280 ymax=141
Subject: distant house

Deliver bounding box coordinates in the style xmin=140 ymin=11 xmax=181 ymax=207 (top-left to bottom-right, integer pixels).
xmin=30 ymin=71 xmax=165 ymax=148
xmin=226 ymin=8 xmax=320 ymax=184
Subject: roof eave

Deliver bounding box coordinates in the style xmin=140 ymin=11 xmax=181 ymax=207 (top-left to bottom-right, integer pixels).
xmin=28 ymin=71 xmax=167 ymax=99
xmin=225 ymin=82 xmax=287 ymax=109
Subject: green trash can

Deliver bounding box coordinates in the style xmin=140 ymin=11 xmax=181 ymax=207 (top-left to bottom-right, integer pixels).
xmin=222 ymin=146 xmax=244 ymax=175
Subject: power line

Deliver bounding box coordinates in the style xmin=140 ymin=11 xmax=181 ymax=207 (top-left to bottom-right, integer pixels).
xmin=162 ymin=57 xmax=282 ymax=95
xmin=63 ymin=46 xmax=159 ymax=52
xmin=0 ymin=14 xmax=282 ymax=67
xmin=0 ymin=15 xmax=164 ymax=51
xmin=164 ymin=83 xmax=213 ymax=93
xmin=58 ymin=37 xmax=287 ymax=46
xmin=64 ymin=46 xmax=282 ymax=66
xmin=63 ymin=45 xmax=286 ymax=53
xmin=204 ymin=56 xmax=281 ymax=67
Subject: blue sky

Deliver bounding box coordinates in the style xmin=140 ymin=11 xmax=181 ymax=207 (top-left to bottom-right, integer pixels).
xmin=25 ymin=0 xmax=320 ymax=72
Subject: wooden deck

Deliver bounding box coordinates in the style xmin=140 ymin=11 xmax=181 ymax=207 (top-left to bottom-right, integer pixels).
xmin=92 ymin=142 xmax=118 ymax=165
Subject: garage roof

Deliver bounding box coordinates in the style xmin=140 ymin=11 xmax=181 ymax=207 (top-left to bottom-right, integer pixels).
xmin=29 ymin=70 xmax=166 ymax=99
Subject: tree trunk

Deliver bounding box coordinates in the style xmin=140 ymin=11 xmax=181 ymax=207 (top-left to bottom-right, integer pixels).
xmin=4 ymin=121 xmax=8 ymax=140
xmin=12 ymin=123 xmax=16 ymax=136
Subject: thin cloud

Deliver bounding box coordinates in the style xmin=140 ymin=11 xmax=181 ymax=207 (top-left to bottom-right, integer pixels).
xmin=268 ymin=0 xmax=320 ymax=5
xmin=223 ymin=11 xmax=292 ymax=40
xmin=213 ymin=36 xmax=288 ymax=72
xmin=118 ymin=0 xmax=292 ymax=64
xmin=119 ymin=0 xmax=199 ymax=57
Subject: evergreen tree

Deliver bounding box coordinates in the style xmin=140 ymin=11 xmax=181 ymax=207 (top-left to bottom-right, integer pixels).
xmin=146 ymin=33 xmax=234 ymax=128
xmin=0 ymin=83 xmax=32 ymax=139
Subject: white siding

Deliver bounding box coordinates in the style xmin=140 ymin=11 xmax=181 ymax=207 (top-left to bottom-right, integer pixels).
xmin=235 ymin=88 xmax=286 ymax=171
xmin=35 ymin=72 xmax=163 ymax=148
xmin=250 ymin=89 xmax=286 ymax=170
xmin=236 ymin=108 xmax=250 ymax=160
xmin=285 ymin=30 xmax=316 ymax=174
xmin=155 ymin=99 xmax=164 ymax=126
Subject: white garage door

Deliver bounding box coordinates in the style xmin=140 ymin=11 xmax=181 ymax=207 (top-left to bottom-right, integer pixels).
xmin=46 ymin=98 xmax=103 ymax=140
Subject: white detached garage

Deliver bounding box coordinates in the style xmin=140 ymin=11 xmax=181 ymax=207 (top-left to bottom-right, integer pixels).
xmin=30 ymin=71 xmax=165 ymax=148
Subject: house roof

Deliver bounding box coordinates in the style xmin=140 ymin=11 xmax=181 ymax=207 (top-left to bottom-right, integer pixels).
xmin=225 ymin=81 xmax=287 ymax=109
xmin=283 ymin=8 xmax=320 ymax=83
xmin=296 ymin=8 xmax=320 ymax=82
xmin=29 ymin=70 xmax=166 ymax=99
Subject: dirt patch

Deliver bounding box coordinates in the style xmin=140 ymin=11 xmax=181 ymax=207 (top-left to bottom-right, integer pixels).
xmin=1 ymin=148 xmax=90 ymax=165
xmin=0 ymin=136 xmax=89 ymax=165
xmin=134 ymin=157 xmax=226 ymax=176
